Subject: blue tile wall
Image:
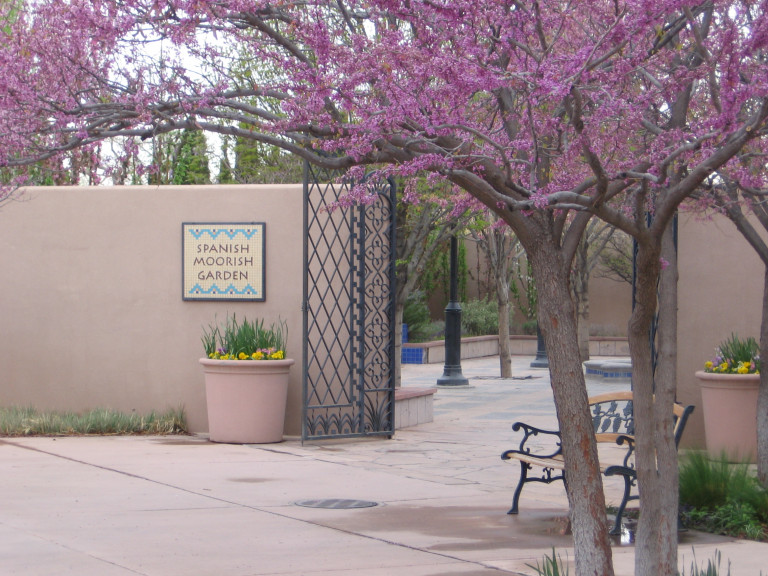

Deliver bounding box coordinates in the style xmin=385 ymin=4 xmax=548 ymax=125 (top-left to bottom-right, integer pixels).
xmin=401 ymin=347 xmax=424 ymax=364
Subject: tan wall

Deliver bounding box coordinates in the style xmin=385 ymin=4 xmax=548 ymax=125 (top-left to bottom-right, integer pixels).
xmin=3 ymin=185 xmax=761 ymax=447
xmin=0 ymin=184 xmax=304 ymax=435
xmin=588 ymin=276 xmax=632 ymax=336
xmin=678 ymin=213 xmax=764 ymax=448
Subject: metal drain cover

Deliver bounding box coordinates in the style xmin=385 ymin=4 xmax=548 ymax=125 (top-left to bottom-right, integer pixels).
xmin=295 ymin=498 xmax=378 ymax=509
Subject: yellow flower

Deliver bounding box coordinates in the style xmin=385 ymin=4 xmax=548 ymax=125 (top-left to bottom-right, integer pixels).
xmin=252 ymin=351 xmax=264 ymax=360
xmin=737 ymin=364 xmax=749 ymax=374
xmin=719 ymin=362 xmax=729 ymax=372
xmin=238 ymin=352 xmax=248 ymax=360
xmin=270 ymin=350 xmax=285 ymax=360
xmin=704 ymin=361 xmax=713 ymax=370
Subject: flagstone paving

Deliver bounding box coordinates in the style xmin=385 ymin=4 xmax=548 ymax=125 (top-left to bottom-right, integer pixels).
xmin=1 ymin=356 xmax=765 ymax=575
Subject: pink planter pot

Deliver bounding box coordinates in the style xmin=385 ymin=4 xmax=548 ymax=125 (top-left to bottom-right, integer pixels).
xmin=695 ymin=370 xmax=759 ymax=462
xmin=200 ymin=358 xmax=294 ymax=444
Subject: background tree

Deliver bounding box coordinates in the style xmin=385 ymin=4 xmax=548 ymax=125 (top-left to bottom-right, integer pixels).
xmin=469 ymin=213 xmax=525 ymax=377
xmin=147 ymin=130 xmax=212 ymax=185
xmin=171 ymin=130 xmax=212 ymax=185
xmin=595 ymin=230 xmax=635 ymax=285
xmin=509 ymin=258 xmax=537 ymax=330
xmin=571 ymin=221 xmax=621 ymax=360
xmin=2 ymin=3 xmax=767 ymax=575
xmin=219 ymin=136 xmax=304 ymax=184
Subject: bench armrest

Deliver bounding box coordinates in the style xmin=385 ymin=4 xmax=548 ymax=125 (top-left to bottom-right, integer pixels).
xmin=501 ymin=422 xmax=562 ymax=460
xmin=614 ymin=434 xmax=636 ymax=468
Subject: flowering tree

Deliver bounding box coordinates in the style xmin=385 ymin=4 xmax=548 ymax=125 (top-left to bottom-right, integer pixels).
xmin=2 ymin=2 xmax=767 ymax=575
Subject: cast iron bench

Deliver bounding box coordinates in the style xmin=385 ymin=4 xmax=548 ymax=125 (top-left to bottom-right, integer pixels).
xmin=500 ymin=391 xmax=694 ymax=535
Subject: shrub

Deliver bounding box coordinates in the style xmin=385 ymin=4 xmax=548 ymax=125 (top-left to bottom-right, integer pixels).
xmin=679 ymin=451 xmax=768 ymax=541
xmin=679 ymin=452 xmax=767 ymax=514
xmin=403 ymin=290 xmax=433 ymax=342
xmin=461 ymin=298 xmax=500 ymax=336
xmin=422 ymin=320 xmax=445 ymax=341
xmin=461 ymin=297 xmax=516 ymax=336
xmin=687 ymin=502 xmax=766 ymax=541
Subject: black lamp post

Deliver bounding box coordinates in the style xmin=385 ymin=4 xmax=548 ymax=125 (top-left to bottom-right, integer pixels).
xmin=437 ymin=236 xmax=469 ymax=387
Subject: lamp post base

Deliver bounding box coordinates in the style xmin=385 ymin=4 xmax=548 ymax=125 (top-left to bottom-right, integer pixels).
xmin=530 ymin=324 xmax=549 ymax=369
xmin=437 ymin=366 xmax=470 ymax=387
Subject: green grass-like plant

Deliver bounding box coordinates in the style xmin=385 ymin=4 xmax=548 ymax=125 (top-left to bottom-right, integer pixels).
xmin=0 ymin=406 xmax=187 ymax=436
xmin=705 ymin=333 xmax=760 ymax=374
xmin=679 ymin=549 xmax=730 ymax=576
xmin=680 ymin=451 xmax=768 ymax=512
xmin=203 ymin=314 xmax=287 ymax=360
xmin=526 ymin=547 xmax=569 ymax=576
xmin=718 ymin=333 xmax=760 ymax=366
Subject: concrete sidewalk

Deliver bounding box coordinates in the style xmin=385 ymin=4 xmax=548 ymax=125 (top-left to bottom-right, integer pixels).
xmin=1 ymin=356 xmax=765 ymax=575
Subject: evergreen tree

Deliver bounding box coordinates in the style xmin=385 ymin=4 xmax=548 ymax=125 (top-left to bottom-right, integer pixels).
xmin=172 ymin=130 xmax=211 ymax=185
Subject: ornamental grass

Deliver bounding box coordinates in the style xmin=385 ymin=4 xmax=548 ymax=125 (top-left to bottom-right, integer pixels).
xmin=0 ymin=406 xmax=187 ymax=436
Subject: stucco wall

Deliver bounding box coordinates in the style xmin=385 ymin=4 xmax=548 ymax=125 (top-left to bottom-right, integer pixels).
xmin=2 ymin=185 xmax=763 ymax=447
xmin=588 ymin=276 xmax=632 ymax=336
xmin=0 ymin=184 xmax=304 ymax=435
xmin=678 ymin=212 xmax=764 ymax=448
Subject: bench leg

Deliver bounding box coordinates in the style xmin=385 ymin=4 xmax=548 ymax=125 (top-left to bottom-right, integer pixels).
xmin=610 ymin=474 xmax=633 ymax=536
xmin=507 ymin=462 xmax=530 ymax=514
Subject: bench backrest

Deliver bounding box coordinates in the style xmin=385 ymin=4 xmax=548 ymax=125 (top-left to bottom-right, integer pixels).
xmin=588 ymin=391 xmax=694 ymax=446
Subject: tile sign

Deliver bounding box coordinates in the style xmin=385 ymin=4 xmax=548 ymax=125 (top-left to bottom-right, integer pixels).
xmin=182 ymin=223 xmax=265 ymax=301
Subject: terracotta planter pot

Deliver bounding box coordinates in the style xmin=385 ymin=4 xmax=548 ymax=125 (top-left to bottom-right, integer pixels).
xmin=695 ymin=370 xmax=759 ymax=462
xmin=200 ymin=358 xmax=294 ymax=444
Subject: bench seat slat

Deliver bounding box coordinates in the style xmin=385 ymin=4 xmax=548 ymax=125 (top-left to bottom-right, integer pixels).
xmin=504 ymin=452 xmax=619 ymax=474
xmin=504 ymin=453 xmax=565 ymax=470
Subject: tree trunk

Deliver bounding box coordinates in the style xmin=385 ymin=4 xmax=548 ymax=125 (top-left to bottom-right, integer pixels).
xmin=572 ymin=236 xmax=591 ymax=361
xmin=529 ymin=242 xmax=614 ymax=576
xmin=495 ymin=262 xmax=513 ymax=378
xmin=759 ymin=266 xmax=768 ymax=486
xmin=498 ymin=299 xmax=513 ymax=378
xmin=630 ymin=233 xmax=679 ymax=576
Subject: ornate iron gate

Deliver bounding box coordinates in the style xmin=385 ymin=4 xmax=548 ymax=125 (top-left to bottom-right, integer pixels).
xmin=302 ymin=163 xmax=396 ymax=441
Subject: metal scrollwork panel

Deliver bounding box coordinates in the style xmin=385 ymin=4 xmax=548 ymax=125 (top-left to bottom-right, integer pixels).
xmin=302 ymin=164 xmax=395 ymax=440
xmin=592 ymin=399 xmax=634 ymax=436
